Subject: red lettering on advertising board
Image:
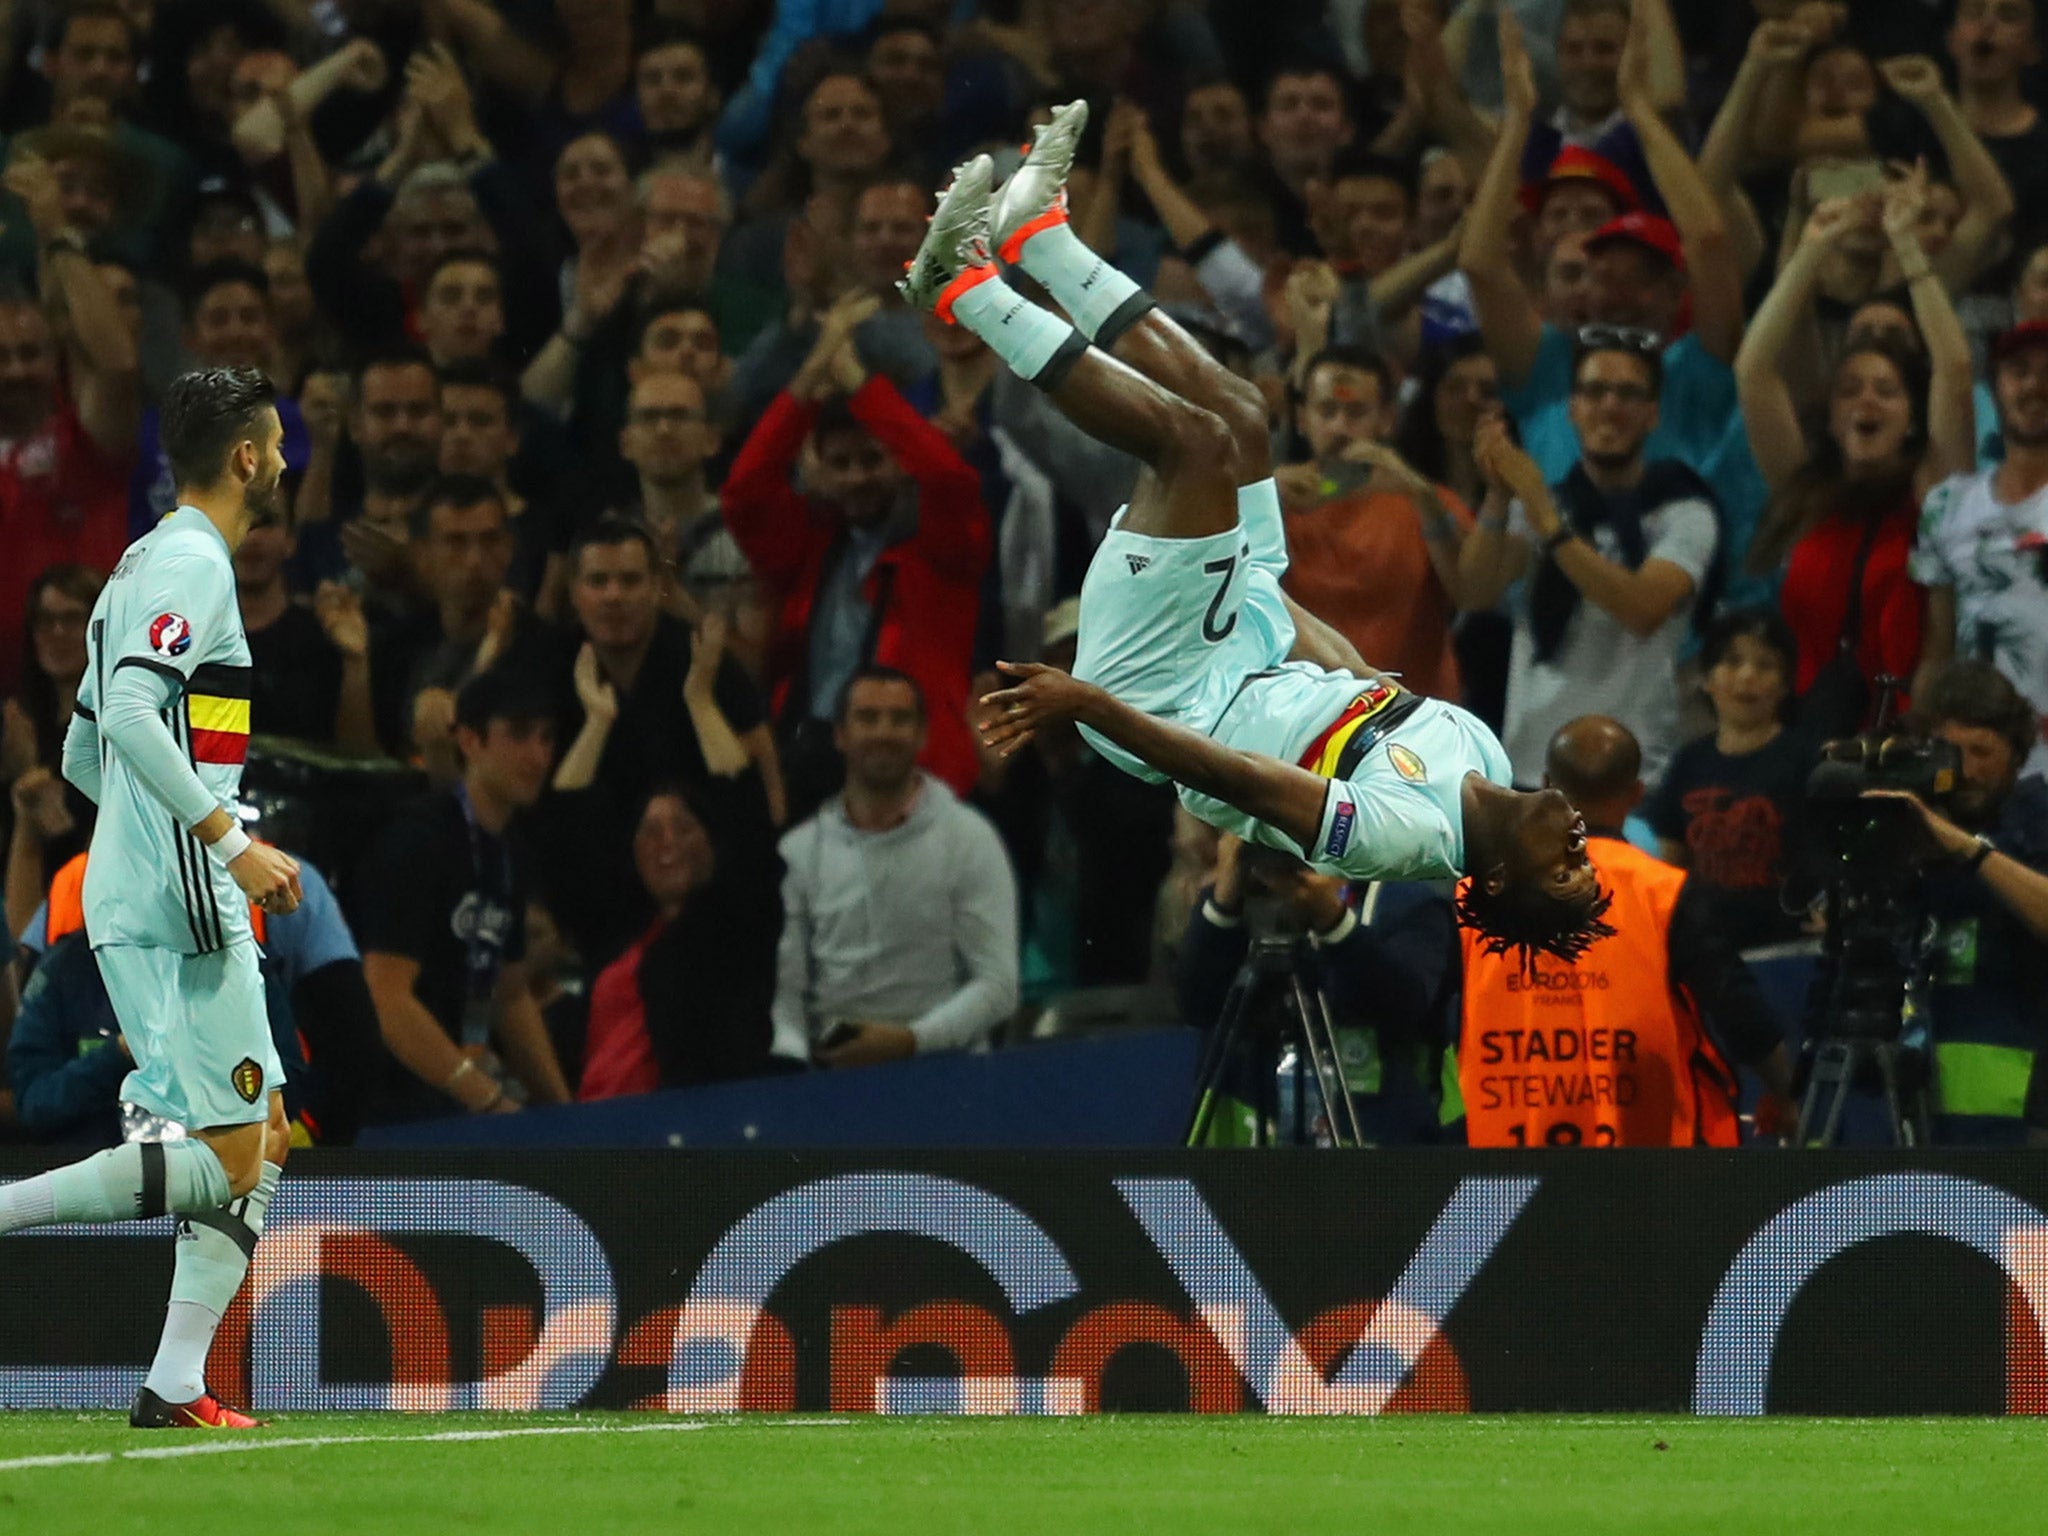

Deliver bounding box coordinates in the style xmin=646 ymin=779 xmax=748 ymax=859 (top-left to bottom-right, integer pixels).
xmin=211 ymin=1232 xmax=450 ymax=1404
xmin=830 ymin=1302 xmax=1013 ymax=1412
xmin=619 ymin=1306 xmax=797 ymax=1411
xmin=482 ymin=1305 xmax=539 ymax=1378
xmin=1296 ymin=1302 xmax=1470 ymax=1412
xmin=1049 ymin=1302 xmax=1244 ymax=1413
xmin=2007 ymin=1279 xmax=2048 ymax=1415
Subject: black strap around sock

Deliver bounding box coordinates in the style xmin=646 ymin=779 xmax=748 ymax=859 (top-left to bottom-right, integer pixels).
xmin=138 ymin=1141 xmax=167 ymax=1219
xmin=1092 ymin=292 xmax=1156 ymax=349
xmin=186 ymin=1203 xmax=259 ymax=1260
xmin=1029 ymin=330 xmax=1092 ymax=393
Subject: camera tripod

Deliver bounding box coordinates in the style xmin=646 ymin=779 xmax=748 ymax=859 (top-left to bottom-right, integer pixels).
xmin=1185 ymin=934 xmax=1366 ymax=1148
xmin=1795 ymin=894 xmax=1940 ymax=1147
xmin=1796 ymin=1037 xmax=1934 ymax=1147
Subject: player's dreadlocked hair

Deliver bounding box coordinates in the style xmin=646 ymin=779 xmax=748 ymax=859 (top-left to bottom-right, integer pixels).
xmin=1454 ymin=879 xmax=1618 ymax=975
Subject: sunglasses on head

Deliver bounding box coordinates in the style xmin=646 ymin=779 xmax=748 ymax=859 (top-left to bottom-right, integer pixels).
xmin=1575 ymin=324 xmax=1661 ymax=355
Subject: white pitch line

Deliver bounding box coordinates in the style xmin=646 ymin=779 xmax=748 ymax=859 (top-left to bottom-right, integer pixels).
xmin=0 ymin=1419 xmax=713 ymax=1472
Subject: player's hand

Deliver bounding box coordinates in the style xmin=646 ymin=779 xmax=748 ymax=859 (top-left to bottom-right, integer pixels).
xmin=812 ymin=1020 xmax=916 ymax=1068
xmin=977 ymin=661 xmax=1098 ymax=757
xmin=228 ymin=840 xmax=302 ymax=915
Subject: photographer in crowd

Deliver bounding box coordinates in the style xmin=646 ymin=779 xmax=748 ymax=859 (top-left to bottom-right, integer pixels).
xmin=1177 ymin=835 xmax=1454 ymax=1146
xmin=1872 ymin=662 xmax=2048 ymax=1144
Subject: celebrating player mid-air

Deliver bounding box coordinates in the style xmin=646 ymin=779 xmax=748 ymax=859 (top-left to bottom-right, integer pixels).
xmin=0 ymin=368 xmax=301 ymax=1428
xmin=904 ymin=104 xmax=1612 ymax=966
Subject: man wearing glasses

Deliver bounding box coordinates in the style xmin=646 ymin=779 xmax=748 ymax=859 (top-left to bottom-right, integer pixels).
xmin=1457 ymin=330 xmax=1719 ymax=785
xmin=1458 ymin=7 xmax=1757 ymax=587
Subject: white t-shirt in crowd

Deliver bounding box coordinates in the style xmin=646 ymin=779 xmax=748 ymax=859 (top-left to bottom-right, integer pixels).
xmin=1502 ymin=490 xmax=1719 ymax=786
xmin=1912 ymin=468 xmax=2048 ymax=769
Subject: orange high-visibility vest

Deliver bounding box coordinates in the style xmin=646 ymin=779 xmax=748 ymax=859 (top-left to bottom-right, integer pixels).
xmin=45 ymin=852 xmax=266 ymax=947
xmin=1457 ymin=837 xmax=1739 ymax=1148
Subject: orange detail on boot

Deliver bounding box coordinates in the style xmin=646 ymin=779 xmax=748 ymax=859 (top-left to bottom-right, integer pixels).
xmin=997 ymin=198 xmax=1070 ymax=265
xmin=934 ymin=264 xmax=999 ymax=324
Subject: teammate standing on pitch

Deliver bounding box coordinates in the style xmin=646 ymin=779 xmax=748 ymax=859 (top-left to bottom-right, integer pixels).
xmin=904 ymin=106 xmax=1613 ymax=968
xmin=0 ymin=367 xmax=302 ymax=1429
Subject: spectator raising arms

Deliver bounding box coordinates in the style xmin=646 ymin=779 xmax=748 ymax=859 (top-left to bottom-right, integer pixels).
xmin=0 ymin=152 xmax=138 ymax=694
xmin=1738 ymin=172 xmax=1975 ymax=728
xmin=722 ymin=293 xmax=990 ymax=816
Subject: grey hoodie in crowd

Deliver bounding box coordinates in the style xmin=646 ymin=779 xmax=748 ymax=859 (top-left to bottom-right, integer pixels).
xmin=771 ymin=774 xmax=1020 ymax=1062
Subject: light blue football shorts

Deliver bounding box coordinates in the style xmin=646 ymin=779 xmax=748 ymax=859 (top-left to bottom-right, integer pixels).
xmin=95 ymin=941 xmax=281 ymax=1129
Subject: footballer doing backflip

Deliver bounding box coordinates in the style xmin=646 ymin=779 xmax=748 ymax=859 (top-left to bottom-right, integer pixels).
xmin=913 ymin=104 xmax=1613 ymax=966
xmin=0 ymin=368 xmax=301 ymax=1428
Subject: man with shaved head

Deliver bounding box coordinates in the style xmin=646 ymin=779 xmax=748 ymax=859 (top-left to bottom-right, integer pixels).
xmin=1541 ymin=715 xmax=1645 ymax=831
xmin=1453 ymin=717 xmax=1794 ymax=1148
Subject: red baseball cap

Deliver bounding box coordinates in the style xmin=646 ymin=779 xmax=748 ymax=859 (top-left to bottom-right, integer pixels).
xmin=1991 ymin=320 xmax=2048 ymax=366
xmin=1518 ymin=146 xmax=1640 ymax=218
xmin=1586 ymin=211 xmax=1685 ymax=272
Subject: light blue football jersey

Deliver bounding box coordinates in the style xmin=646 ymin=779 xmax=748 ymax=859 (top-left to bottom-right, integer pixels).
xmin=77 ymin=507 xmax=254 ymax=955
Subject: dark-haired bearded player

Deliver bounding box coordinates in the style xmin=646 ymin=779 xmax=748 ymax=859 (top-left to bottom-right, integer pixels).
xmin=903 ymin=106 xmax=1612 ymax=967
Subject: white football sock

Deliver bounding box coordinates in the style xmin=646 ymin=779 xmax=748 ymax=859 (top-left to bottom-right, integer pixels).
xmin=948 ymin=271 xmax=1086 ymax=385
xmin=0 ymin=1139 xmax=231 ymax=1233
xmin=1009 ymin=219 xmax=1147 ymax=342
xmin=146 ymin=1160 xmax=280 ymax=1403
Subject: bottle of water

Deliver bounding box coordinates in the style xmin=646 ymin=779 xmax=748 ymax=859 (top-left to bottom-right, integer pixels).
xmin=1273 ymin=1042 xmax=1333 ymax=1147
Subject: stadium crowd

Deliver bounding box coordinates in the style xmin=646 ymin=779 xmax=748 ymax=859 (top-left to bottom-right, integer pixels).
xmin=4 ymin=0 xmax=2048 ymax=1146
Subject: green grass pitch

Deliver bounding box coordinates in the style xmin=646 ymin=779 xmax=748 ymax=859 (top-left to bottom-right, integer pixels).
xmin=0 ymin=1414 xmax=2043 ymax=1534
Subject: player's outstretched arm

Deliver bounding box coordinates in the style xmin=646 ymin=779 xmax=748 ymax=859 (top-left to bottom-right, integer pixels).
xmin=981 ymin=663 xmax=1331 ymax=854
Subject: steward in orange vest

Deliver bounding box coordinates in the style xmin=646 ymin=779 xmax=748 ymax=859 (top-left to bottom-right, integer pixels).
xmin=1458 ymin=718 xmax=1794 ymax=1146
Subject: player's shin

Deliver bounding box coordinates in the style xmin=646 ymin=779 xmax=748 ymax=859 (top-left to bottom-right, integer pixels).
xmin=143 ymin=1159 xmax=281 ymax=1404
xmin=0 ymin=1138 xmax=233 ymax=1233
xmin=1007 ymin=220 xmax=1152 ymax=346
xmin=945 ymin=272 xmax=1091 ymax=392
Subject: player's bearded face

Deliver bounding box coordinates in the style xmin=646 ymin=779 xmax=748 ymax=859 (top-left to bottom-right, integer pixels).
xmin=244 ymin=455 xmax=285 ymax=525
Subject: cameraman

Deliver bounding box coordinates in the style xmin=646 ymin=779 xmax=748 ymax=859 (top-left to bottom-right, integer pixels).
xmin=1177 ymin=835 xmax=1452 ymax=1145
xmin=1871 ymin=662 xmax=2048 ymax=1145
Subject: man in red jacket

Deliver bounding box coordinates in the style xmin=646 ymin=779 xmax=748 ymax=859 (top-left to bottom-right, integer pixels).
xmin=721 ymin=292 xmax=990 ymax=817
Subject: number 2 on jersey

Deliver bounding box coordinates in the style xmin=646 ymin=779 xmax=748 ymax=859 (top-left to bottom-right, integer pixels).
xmin=1201 ymin=554 xmax=1238 ymax=644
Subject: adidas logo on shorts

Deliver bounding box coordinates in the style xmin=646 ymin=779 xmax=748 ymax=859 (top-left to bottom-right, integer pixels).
xmin=1125 ymin=554 xmax=1151 ymax=575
